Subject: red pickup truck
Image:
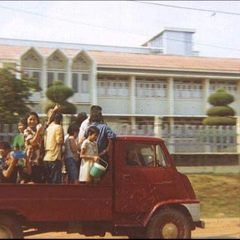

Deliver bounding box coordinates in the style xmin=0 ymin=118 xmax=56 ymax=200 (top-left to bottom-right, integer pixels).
xmin=0 ymin=135 xmax=204 ymax=239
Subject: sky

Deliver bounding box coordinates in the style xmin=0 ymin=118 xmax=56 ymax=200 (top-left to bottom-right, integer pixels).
xmin=0 ymin=1 xmax=239 ymax=59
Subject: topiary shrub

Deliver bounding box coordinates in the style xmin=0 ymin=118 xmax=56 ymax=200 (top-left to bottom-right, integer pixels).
xmin=202 ymin=117 xmax=236 ymax=126
xmin=208 ymin=88 xmax=234 ymax=106
xmin=46 ymin=80 xmax=74 ymax=104
xmin=206 ymin=106 xmax=235 ymax=117
xmin=45 ymin=80 xmax=76 ymax=114
xmin=203 ymin=88 xmax=236 ymax=126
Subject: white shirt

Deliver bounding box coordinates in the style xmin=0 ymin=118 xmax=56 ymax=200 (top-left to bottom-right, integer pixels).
xmin=78 ymin=117 xmax=89 ymax=141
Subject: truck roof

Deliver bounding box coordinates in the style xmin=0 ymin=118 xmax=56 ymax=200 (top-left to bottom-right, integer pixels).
xmin=115 ymin=135 xmax=165 ymax=143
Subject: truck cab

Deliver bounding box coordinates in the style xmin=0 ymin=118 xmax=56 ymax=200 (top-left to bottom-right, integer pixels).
xmin=0 ymin=135 xmax=204 ymax=239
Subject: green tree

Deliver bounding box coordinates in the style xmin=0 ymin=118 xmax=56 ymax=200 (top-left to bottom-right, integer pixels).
xmin=0 ymin=68 xmax=38 ymax=124
xmin=45 ymin=80 xmax=76 ymax=114
xmin=203 ymin=88 xmax=236 ymax=125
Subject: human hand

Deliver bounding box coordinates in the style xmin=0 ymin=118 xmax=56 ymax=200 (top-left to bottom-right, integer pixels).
xmin=36 ymin=124 xmax=44 ymax=134
xmin=53 ymin=104 xmax=61 ymax=112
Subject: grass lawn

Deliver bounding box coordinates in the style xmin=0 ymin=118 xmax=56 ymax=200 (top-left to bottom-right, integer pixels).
xmin=186 ymin=173 xmax=240 ymax=218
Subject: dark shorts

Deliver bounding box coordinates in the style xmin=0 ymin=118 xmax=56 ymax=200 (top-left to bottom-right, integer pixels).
xmin=64 ymin=157 xmax=78 ymax=181
xmin=44 ymin=160 xmax=62 ymax=184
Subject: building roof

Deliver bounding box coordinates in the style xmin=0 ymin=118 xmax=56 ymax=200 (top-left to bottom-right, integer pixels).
xmin=0 ymin=44 xmax=239 ymax=73
xmin=89 ymin=51 xmax=240 ymax=72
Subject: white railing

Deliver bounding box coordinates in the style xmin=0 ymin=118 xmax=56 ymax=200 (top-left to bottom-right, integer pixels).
xmin=0 ymin=123 xmax=237 ymax=153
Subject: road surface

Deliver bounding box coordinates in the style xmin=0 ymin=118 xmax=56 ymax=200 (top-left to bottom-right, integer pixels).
xmin=24 ymin=218 xmax=240 ymax=239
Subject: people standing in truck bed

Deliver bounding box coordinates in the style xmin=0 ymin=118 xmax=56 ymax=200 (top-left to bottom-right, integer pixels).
xmin=43 ymin=112 xmax=64 ymax=184
xmin=24 ymin=111 xmax=45 ymax=183
xmin=0 ymin=141 xmax=19 ymax=183
xmin=86 ymin=110 xmax=116 ymax=163
xmin=13 ymin=117 xmax=32 ymax=183
xmin=13 ymin=117 xmax=28 ymax=152
xmin=64 ymin=123 xmax=80 ymax=184
xmin=79 ymin=125 xmax=99 ymax=183
xmin=78 ymin=105 xmax=102 ymax=148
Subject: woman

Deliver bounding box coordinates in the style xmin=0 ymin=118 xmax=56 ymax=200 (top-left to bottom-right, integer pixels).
xmin=23 ymin=111 xmax=45 ymax=183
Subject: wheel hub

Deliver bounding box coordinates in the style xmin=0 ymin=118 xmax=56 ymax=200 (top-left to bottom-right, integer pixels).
xmin=162 ymin=223 xmax=178 ymax=238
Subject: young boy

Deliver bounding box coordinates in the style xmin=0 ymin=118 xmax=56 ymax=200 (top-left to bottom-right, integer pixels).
xmin=79 ymin=126 xmax=99 ymax=183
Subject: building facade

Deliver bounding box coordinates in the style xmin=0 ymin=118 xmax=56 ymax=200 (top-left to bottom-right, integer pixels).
xmin=0 ymin=28 xmax=239 ymax=136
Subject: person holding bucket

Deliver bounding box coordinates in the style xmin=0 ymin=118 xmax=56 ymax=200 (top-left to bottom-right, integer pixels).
xmin=79 ymin=126 xmax=100 ymax=183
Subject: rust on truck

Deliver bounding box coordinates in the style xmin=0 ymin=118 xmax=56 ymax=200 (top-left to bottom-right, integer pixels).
xmin=0 ymin=135 xmax=204 ymax=239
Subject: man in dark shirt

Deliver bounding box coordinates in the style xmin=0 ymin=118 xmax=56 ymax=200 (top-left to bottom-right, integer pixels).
xmin=0 ymin=141 xmax=18 ymax=183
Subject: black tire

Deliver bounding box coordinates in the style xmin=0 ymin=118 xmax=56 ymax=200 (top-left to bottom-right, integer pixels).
xmin=0 ymin=214 xmax=23 ymax=239
xmin=146 ymin=208 xmax=191 ymax=239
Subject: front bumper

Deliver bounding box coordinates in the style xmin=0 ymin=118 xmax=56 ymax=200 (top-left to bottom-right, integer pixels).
xmin=195 ymin=220 xmax=205 ymax=229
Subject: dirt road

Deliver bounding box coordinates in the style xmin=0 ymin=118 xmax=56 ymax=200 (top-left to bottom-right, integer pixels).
xmin=24 ymin=218 xmax=240 ymax=239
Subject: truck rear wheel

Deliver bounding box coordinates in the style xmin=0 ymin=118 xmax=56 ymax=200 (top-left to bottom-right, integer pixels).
xmin=0 ymin=214 xmax=23 ymax=239
xmin=146 ymin=208 xmax=191 ymax=239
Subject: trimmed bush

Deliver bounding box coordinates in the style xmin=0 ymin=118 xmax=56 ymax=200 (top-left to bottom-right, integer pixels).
xmin=46 ymin=84 xmax=74 ymax=104
xmin=202 ymin=117 xmax=236 ymax=126
xmin=208 ymin=89 xmax=234 ymax=106
xmin=45 ymin=80 xmax=76 ymax=114
xmin=203 ymin=88 xmax=236 ymax=126
xmin=206 ymin=106 xmax=235 ymax=117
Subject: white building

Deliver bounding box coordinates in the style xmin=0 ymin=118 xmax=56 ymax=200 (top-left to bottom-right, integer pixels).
xmin=0 ymin=28 xmax=239 ymax=130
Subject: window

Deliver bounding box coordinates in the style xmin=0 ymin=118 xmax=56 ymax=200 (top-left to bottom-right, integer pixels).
xmin=47 ymin=72 xmax=54 ymax=86
xmin=47 ymin=72 xmax=66 ymax=86
xmin=97 ymin=76 xmax=129 ymax=97
xmin=24 ymin=70 xmax=41 ymax=91
xmin=136 ymin=78 xmax=167 ymax=98
xmin=126 ymin=143 xmax=167 ymax=167
xmin=71 ymin=73 xmax=90 ymax=94
xmin=81 ymin=74 xmax=89 ymax=93
xmin=210 ymin=80 xmax=237 ymax=95
xmin=156 ymin=145 xmax=167 ymax=167
xmin=58 ymin=73 xmax=65 ymax=83
xmin=72 ymin=73 xmax=78 ymax=93
xmin=174 ymin=79 xmax=202 ymax=99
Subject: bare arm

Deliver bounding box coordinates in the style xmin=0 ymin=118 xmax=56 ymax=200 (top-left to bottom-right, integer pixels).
xmin=80 ymin=147 xmax=98 ymax=162
xmin=69 ymin=136 xmax=79 ymax=153
xmin=28 ymin=125 xmax=44 ymax=146
xmin=2 ymin=153 xmax=18 ymax=178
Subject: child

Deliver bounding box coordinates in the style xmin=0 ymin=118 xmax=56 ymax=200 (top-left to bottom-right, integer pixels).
xmin=13 ymin=117 xmax=28 ymax=151
xmin=64 ymin=123 xmax=80 ymax=184
xmin=12 ymin=117 xmax=32 ymax=183
xmin=79 ymin=126 xmax=99 ymax=183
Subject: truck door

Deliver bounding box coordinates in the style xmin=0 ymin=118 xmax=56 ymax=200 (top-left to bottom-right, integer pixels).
xmin=114 ymin=141 xmax=176 ymax=213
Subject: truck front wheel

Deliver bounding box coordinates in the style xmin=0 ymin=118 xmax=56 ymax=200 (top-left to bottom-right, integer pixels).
xmin=0 ymin=214 xmax=23 ymax=239
xmin=146 ymin=208 xmax=191 ymax=239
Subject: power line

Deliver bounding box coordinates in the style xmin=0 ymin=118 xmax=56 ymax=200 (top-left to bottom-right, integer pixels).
xmin=0 ymin=3 xmax=239 ymax=54
xmin=136 ymin=1 xmax=240 ymax=16
xmin=0 ymin=4 xmax=147 ymax=37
